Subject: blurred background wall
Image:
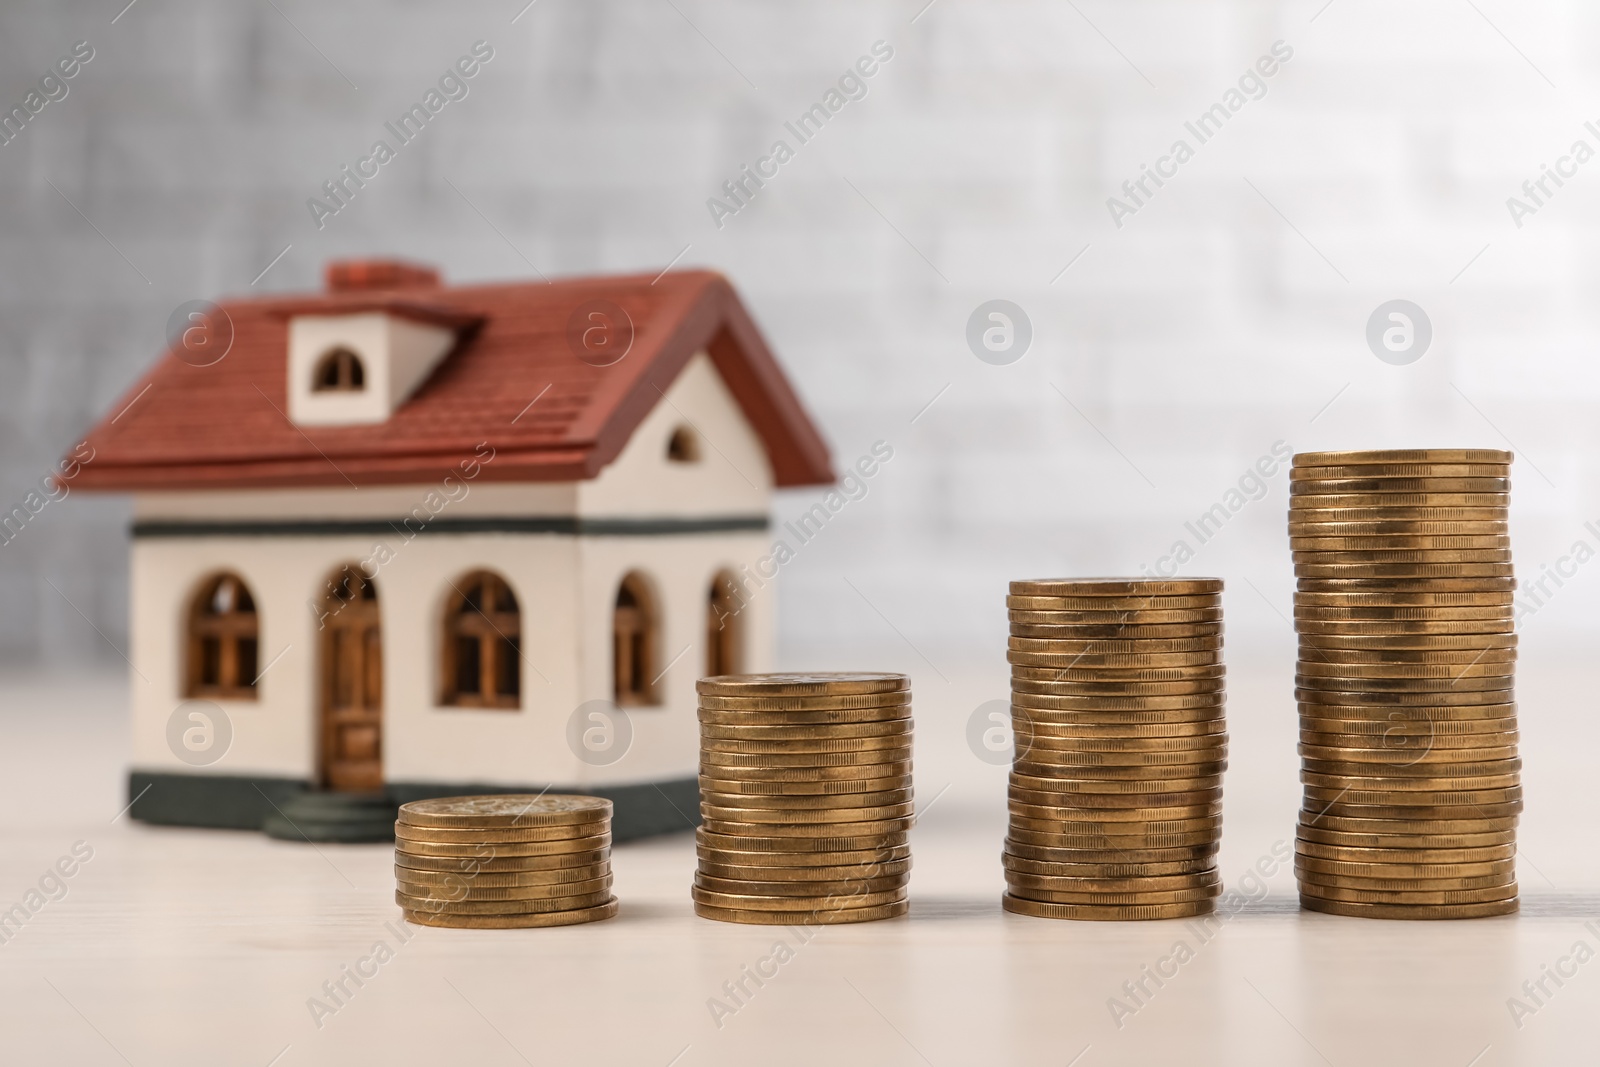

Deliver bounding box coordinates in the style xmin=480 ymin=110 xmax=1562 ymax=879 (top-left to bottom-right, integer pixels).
xmin=2 ymin=0 xmax=1595 ymax=669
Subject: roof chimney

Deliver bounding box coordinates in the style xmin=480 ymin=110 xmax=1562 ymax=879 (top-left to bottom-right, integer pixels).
xmin=325 ymin=259 xmax=440 ymax=292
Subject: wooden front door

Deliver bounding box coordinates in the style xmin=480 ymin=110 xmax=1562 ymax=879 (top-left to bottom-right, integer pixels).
xmin=320 ymin=569 xmax=382 ymax=792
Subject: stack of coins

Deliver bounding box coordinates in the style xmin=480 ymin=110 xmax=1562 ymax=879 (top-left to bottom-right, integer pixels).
xmin=1291 ymin=449 xmax=1519 ymax=919
xmin=694 ymin=673 xmax=913 ymax=924
xmin=1003 ymin=578 xmax=1228 ymax=920
xmin=395 ymin=795 xmax=618 ymax=928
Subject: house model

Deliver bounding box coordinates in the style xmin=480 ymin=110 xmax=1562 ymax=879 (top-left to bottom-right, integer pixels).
xmin=70 ymin=260 xmax=833 ymax=841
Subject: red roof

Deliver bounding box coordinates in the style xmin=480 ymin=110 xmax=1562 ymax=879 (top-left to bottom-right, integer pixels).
xmin=71 ymin=264 xmax=834 ymax=491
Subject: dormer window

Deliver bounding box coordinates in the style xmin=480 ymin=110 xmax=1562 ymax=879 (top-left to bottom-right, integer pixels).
xmin=313 ymin=347 xmax=366 ymax=392
xmin=666 ymin=425 xmax=700 ymax=463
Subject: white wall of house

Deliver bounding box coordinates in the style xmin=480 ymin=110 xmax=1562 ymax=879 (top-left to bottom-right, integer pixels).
xmin=127 ymin=351 xmax=787 ymax=789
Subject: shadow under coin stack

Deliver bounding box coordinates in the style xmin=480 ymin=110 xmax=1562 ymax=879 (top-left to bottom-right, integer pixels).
xmin=395 ymin=795 xmax=618 ymax=928
xmin=694 ymin=673 xmax=914 ymax=924
xmin=1291 ymin=449 xmax=1520 ymax=919
xmin=1003 ymin=578 xmax=1228 ymax=920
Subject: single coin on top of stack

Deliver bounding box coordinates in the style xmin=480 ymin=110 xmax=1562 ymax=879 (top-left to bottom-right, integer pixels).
xmin=1290 ymin=448 xmax=1520 ymax=920
xmin=694 ymin=673 xmax=913 ymax=925
xmin=1002 ymin=577 xmax=1228 ymax=921
xmin=395 ymin=795 xmax=617 ymax=928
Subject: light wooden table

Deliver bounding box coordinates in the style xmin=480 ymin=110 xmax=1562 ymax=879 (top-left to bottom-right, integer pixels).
xmin=0 ymin=655 xmax=1593 ymax=1066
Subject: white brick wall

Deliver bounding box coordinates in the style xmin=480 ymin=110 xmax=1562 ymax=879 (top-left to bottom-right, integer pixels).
xmin=2 ymin=0 xmax=1596 ymax=668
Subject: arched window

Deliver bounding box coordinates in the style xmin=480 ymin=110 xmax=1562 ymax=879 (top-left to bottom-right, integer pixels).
xmin=706 ymin=571 xmax=742 ymax=677
xmin=666 ymin=425 xmax=700 ymax=463
xmin=187 ymin=572 xmax=259 ymax=699
xmin=312 ymin=347 xmax=366 ymax=392
xmin=613 ymin=572 xmax=659 ymax=706
xmin=442 ymin=571 xmax=521 ymax=709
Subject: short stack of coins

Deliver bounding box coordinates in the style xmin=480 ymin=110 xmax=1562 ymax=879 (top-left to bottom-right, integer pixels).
xmin=694 ymin=673 xmax=913 ymax=924
xmin=1291 ymin=448 xmax=1519 ymax=919
xmin=395 ymin=795 xmax=618 ymax=928
xmin=1003 ymin=578 xmax=1228 ymax=920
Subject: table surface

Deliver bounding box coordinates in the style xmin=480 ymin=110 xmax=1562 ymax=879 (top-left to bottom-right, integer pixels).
xmin=1 ymin=653 xmax=1594 ymax=1066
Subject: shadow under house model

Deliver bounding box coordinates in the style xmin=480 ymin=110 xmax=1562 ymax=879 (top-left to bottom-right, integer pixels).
xmin=68 ymin=260 xmax=834 ymax=842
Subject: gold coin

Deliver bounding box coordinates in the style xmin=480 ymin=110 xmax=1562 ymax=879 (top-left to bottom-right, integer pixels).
xmin=1009 ymin=578 xmax=1224 ymax=597
xmin=1010 ymin=669 xmax=1226 ymax=688
xmin=1300 ymin=712 xmax=1518 ymax=734
xmin=1298 ymin=812 xmax=1518 ymax=835
xmin=397 ymin=888 xmax=613 ymax=914
xmin=1290 ymin=535 xmax=1510 ymax=550
xmin=394 ymin=849 xmax=608 ymax=873
xmin=1296 ymin=662 xmax=1513 ymax=680
xmin=1006 ymin=793 xmax=1221 ymax=818
xmin=1298 ymin=895 xmax=1517 ymax=919
xmin=394 ymin=822 xmax=605 ymax=845
xmin=1009 ymin=812 xmax=1222 ymax=835
xmin=1009 ymin=770 xmax=1225 ymax=793
xmin=1007 ymin=885 xmax=1219 ymax=906
xmin=696 ymin=840 xmax=911 ymax=864
xmin=1296 ymin=648 xmax=1516 ymax=666
xmin=697 ymin=760 xmax=913 ymax=783
xmin=1006 ymin=657 xmax=1227 ymax=678
xmin=694 ymin=825 xmax=908 ymax=851
xmin=696 ymin=692 xmax=913 ymax=712
xmin=1297 ymin=870 xmax=1518 ymax=892
xmin=395 ymin=864 xmax=608 ymax=888
xmin=1294 ymin=604 xmax=1512 ymax=620
xmin=1288 ymin=516 xmax=1510 ymax=532
xmin=691 ymin=886 xmax=906 ymax=911
xmin=1303 ymin=788 xmax=1523 ymax=810
xmin=698 ymin=859 xmax=913 ymax=882
xmin=396 ymin=834 xmax=610 ymax=858
xmin=1299 ymin=745 xmax=1518 ymax=766
xmin=1003 ymin=871 xmax=1218 ymax=893
xmin=1020 ymin=721 xmax=1228 ymax=741
xmin=698 ymin=775 xmax=913 ymax=796
xmin=1007 ymin=786 xmax=1226 ymax=811
xmin=1297 ymin=881 xmax=1517 ymax=906
xmin=692 ymin=899 xmax=909 ymax=925
xmin=1293 ymin=448 xmax=1512 ymax=466
xmin=1002 ymin=841 xmax=1218 ymax=863
xmin=1005 ymin=608 xmax=1225 ymax=625
xmin=1296 ymin=564 xmax=1515 ymax=579
xmin=700 ymin=787 xmax=913 ymax=809
xmin=1005 ymin=594 xmax=1222 ymax=611
xmin=699 ymin=721 xmax=911 ymax=741
xmin=1017 ymin=732 xmax=1227 ymax=752
xmin=700 ymin=803 xmax=916 ymax=824
xmin=698 ymin=706 xmax=912 ymax=727
xmin=700 ymin=747 xmax=913 ymax=769
xmin=694 ymin=872 xmax=905 ymax=897
xmin=1005 ymin=634 xmax=1225 ymax=653
xmin=1013 ymin=759 xmax=1228 ymax=782
xmin=1298 ymin=576 xmax=1516 ymax=592
xmin=697 ymin=673 xmax=908 ymax=697
xmin=402 ymin=899 xmax=619 ymax=928
xmin=1300 ymin=728 xmax=1518 ymax=749
xmin=1297 ymin=688 xmax=1512 ymax=707
xmin=1004 ymin=643 xmax=1216 ymax=668
xmin=1294 ymin=590 xmax=1514 ymax=607
xmin=700 ymin=734 xmax=912 ymax=755
xmin=1011 ymin=687 xmax=1226 ymax=707
xmin=1294 ymin=675 xmax=1511 ymax=693
xmin=1301 ymin=770 xmax=1520 ymax=792
xmin=398 ymin=794 xmax=611 ymax=830
xmin=1306 ymin=800 xmax=1523 ymax=821
xmin=1006 ymin=827 xmax=1221 ymax=849
xmin=1294 ymin=620 xmax=1514 ymax=636
xmin=1291 ymin=462 xmax=1509 ymax=479
xmin=1007 ymin=621 xmax=1225 ymax=640
xmin=1298 ymin=633 xmax=1516 ymax=649
xmin=1293 ymin=550 xmax=1512 ymax=565
xmin=1296 ymin=826 xmax=1516 ymax=849
xmin=398 ymin=876 xmax=612 ymax=902
xmin=1003 ymin=855 xmax=1216 ymax=878
xmin=1001 ymin=894 xmax=1212 ymax=920
xmin=700 ymin=817 xmax=912 ymax=838
xmin=1290 ymin=477 xmax=1511 ymax=495
xmin=1301 ymin=755 xmax=1520 ymax=779
xmin=1294 ymin=840 xmax=1515 ymax=864
xmin=1291 ymin=498 xmax=1509 ymax=515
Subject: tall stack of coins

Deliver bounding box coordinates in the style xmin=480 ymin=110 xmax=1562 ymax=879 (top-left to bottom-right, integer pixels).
xmin=395 ymin=795 xmax=618 ymax=928
xmin=694 ymin=673 xmax=913 ymax=925
xmin=1003 ymin=578 xmax=1228 ymax=920
xmin=1291 ymin=449 xmax=1519 ymax=919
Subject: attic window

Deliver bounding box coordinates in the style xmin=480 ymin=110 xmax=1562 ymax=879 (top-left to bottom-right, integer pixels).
xmin=666 ymin=426 xmax=700 ymax=463
xmin=313 ymin=347 xmax=366 ymax=392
